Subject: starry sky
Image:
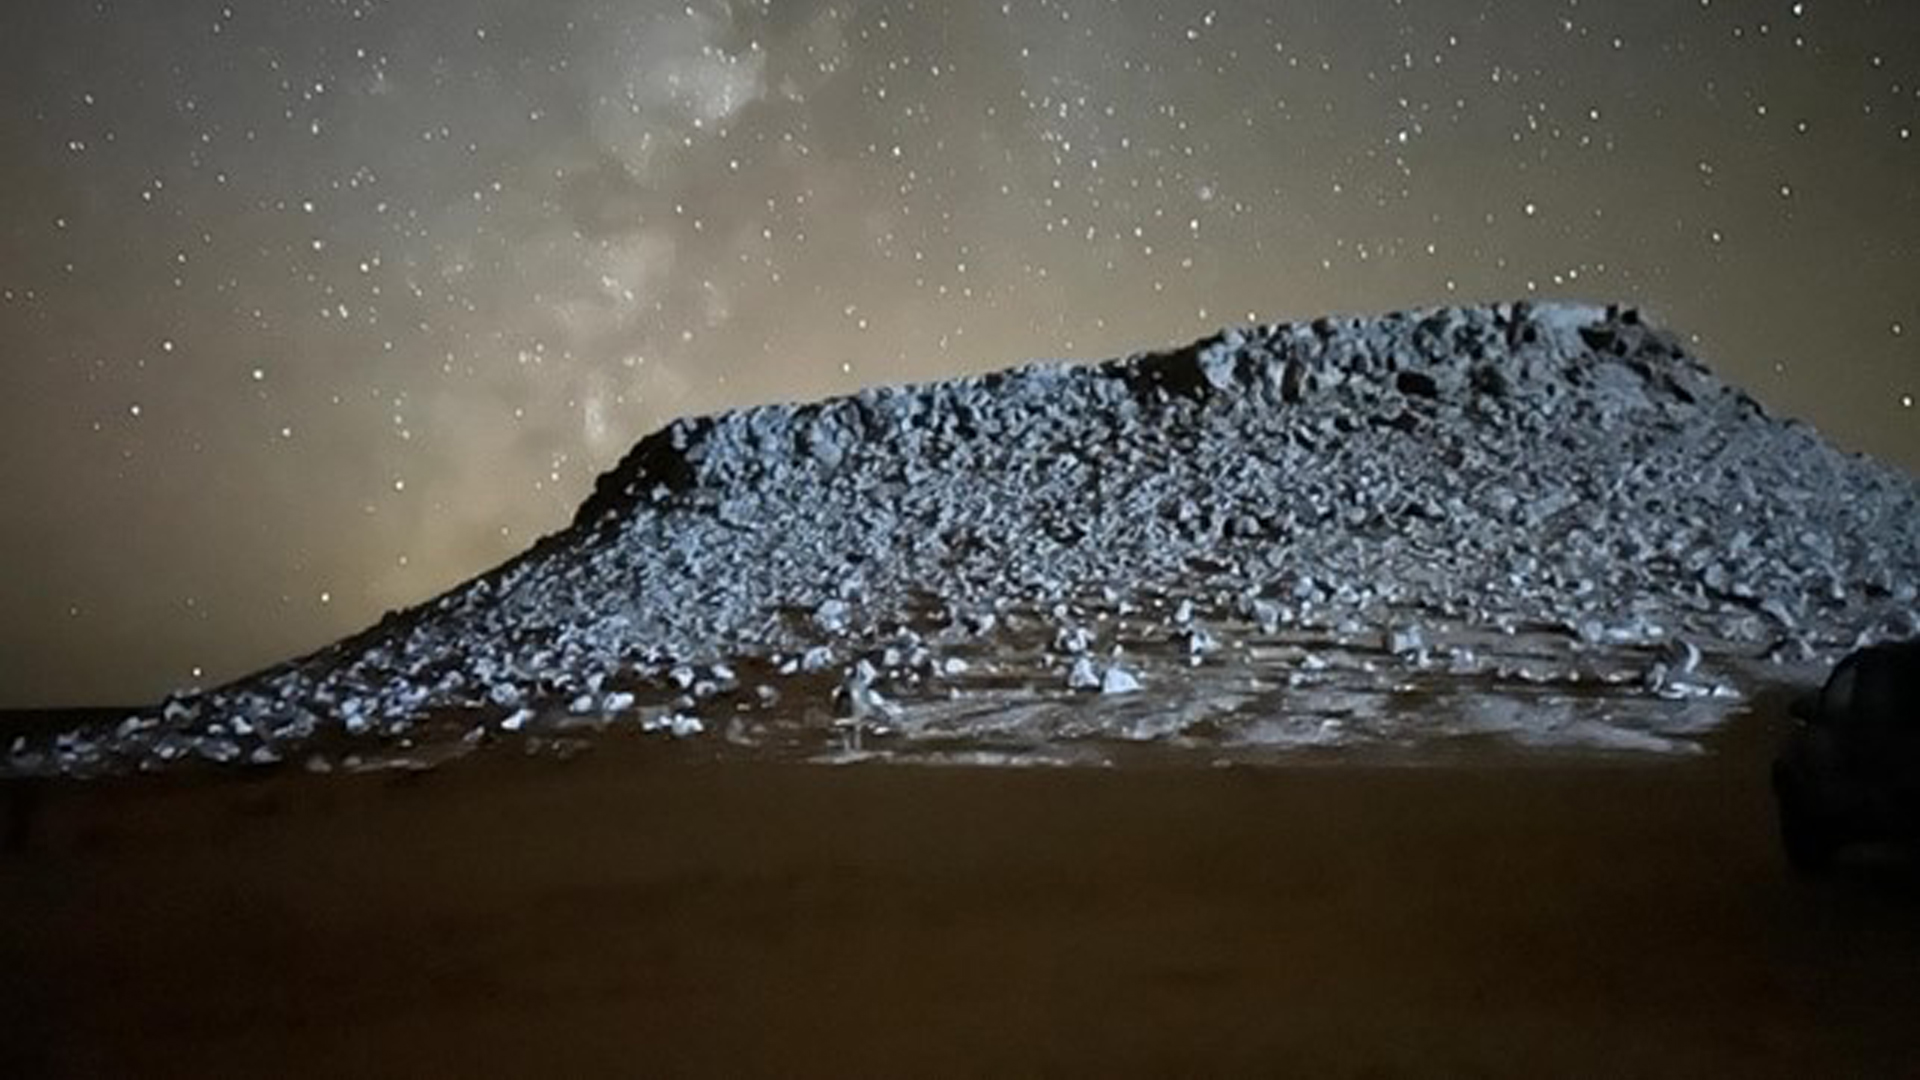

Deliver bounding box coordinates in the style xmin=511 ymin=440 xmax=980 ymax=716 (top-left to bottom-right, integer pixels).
xmin=2 ymin=0 xmax=1915 ymax=707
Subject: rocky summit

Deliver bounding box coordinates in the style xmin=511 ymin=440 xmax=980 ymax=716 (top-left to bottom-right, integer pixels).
xmin=14 ymin=301 xmax=1920 ymax=775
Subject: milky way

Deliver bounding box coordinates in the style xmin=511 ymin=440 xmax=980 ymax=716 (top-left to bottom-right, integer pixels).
xmin=2 ymin=0 xmax=1915 ymax=705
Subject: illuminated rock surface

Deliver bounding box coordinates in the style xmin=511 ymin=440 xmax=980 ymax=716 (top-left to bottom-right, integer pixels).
xmin=11 ymin=301 xmax=1918 ymax=775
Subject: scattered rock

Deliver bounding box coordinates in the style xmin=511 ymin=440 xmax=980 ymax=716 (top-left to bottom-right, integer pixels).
xmin=1247 ymin=597 xmax=1285 ymax=634
xmin=813 ymin=599 xmax=850 ymax=634
xmin=643 ymin=713 xmax=704 ymax=738
xmin=1183 ymin=626 xmax=1219 ymax=660
xmin=1054 ymin=625 xmax=1095 ymax=656
xmin=1385 ymin=624 xmax=1427 ymax=657
xmin=1101 ymin=665 xmax=1143 ymax=695
xmin=1663 ymin=638 xmax=1702 ymax=675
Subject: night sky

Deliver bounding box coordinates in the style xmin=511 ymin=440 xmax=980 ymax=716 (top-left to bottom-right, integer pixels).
xmin=2 ymin=0 xmax=1915 ymax=707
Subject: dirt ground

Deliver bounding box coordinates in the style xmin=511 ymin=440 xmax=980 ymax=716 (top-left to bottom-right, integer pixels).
xmin=2 ymin=715 xmax=1916 ymax=1078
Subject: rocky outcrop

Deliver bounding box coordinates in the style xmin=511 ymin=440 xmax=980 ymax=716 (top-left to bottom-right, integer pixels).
xmin=11 ymin=301 xmax=1918 ymax=775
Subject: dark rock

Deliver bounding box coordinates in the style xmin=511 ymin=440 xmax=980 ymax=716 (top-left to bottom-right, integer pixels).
xmin=1280 ymin=359 xmax=1309 ymax=404
xmin=1395 ymin=370 xmax=1440 ymax=398
xmin=1470 ymin=364 xmax=1510 ymax=398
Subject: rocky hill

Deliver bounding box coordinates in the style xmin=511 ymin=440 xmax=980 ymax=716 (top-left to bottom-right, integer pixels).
xmin=12 ymin=301 xmax=1919 ymax=775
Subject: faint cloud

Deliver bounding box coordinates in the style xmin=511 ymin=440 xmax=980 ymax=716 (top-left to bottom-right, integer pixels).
xmin=586 ymin=2 xmax=767 ymax=180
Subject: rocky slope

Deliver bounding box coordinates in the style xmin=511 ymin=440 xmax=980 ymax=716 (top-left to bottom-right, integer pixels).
xmin=11 ymin=301 xmax=1919 ymax=775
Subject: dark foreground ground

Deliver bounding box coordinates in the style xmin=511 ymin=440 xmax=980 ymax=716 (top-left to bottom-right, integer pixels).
xmin=2 ymin=714 xmax=1917 ymax=1078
